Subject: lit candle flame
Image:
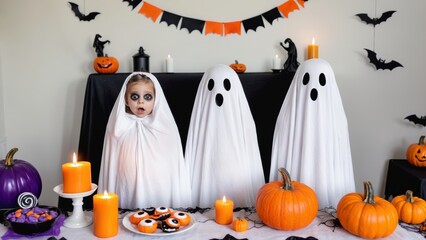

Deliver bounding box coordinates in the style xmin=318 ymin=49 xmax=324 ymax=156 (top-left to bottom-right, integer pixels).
xmin=312 ymin=38 xmax=316 ymax=45
xmin=103 ymin=190 xmax=109 ymax=198
xmin=222 ymin=195 xmax=227 ymax=202
xmin=72 ymin=152 xmax=77 ymax=164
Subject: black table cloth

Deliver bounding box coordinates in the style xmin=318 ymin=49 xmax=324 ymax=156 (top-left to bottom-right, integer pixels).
xmin=384 ymin=159 xmax=426 ymax=200
xmin=59 ymin=71 xmax=294 ymax=211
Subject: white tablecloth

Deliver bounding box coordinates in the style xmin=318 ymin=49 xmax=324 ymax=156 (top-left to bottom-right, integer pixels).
xmin=1 ymin=209 xmax=424 ymax=240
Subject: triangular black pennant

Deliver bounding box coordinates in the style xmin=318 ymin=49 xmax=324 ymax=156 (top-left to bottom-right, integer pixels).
xmin=160 ymin=11 xmax=181 ymax=27
xmin=242 ymin=15 xmax=264 ymax=33
xmin=180 ymin=17 xmax=205 ymax=34
xmin=122 ymin=0 xmax=143 ymax=10
xmin=262 ymin=7 xmax=282 ymax=25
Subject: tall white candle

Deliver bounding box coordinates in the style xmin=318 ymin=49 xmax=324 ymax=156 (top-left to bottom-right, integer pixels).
xmin=166 ymin=55 xmax=174 ymax=73
xmin=273 ymin=54 xmax=281 ymax=69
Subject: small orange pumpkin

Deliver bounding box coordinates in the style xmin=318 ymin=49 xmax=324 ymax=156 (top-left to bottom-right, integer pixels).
xmin=93 ymin=54 xmax=119 ymax=74
xmin=232 ymin=218 xmax=248 ymax=232
xmin=137 ymin=218 xmax=158 ymax=233
xmin=256 ymin=167 xmax=318 ymax=230
xmin=406 ymin=136 xmax=426 ymax=167
xmin=391 ymin=190 xmax=426 ymax=224
xmin=230 ymin=60 xmax=246 ymax=73
xmin=337 ymin=181 xmax=398 ymax=239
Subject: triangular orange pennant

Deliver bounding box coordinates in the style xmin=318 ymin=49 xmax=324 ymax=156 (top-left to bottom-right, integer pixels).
xmin=138 ymin=2 xmax=163 ymax=22
xmin=205 ymin=21 xmax=223 ymax=36
xmin=224 ymin=21 xmax=241 ymax=36
xmin=278 ymin=0 xmax=299 ymax=18
xmin=297 ymin=0 xmax=305 ymax=8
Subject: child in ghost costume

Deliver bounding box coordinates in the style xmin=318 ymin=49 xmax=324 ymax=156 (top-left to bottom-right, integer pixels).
xmin=185 ymin=64 xmax=265 ymax=208
xmin=98 ymin=72 xmax=192 ymax=209
xmin=269 ymin=58 xmax=355 ymax=209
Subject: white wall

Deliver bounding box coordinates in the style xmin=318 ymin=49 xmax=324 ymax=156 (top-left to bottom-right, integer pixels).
xmin=0 ymin=46 xmax=5 ymax=156
xmin=1 ymin=0 xmax=425 ymax=206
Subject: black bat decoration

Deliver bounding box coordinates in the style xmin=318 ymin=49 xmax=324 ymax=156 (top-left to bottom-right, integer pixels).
xmin=69 ymin=2 xmax=100 ymax=21
xmin=356 ymin=11 xmax=396 ymax=26
xmin=364 ymin=48 xmax=403 ymax=71
xmin=405 ymin=114 xmax=426 ymax=127
xmin=122 ymin=0 xmax=143 ymax=10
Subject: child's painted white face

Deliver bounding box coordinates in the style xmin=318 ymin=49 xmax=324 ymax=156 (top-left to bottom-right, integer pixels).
xmin=125 ymin=81 xmax=155 ymax=118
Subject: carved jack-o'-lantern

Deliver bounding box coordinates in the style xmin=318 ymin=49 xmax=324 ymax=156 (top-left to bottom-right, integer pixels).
xmin=230 ymin=60 xmax=246 ymax=73
xmin=406 ymin=136 xmax=426 ymax=167
xmin=93 ymin=55 xmax=119 ymax=74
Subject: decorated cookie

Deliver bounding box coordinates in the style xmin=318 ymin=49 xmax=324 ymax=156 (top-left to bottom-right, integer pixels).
xmin=143 ymin=207 xmax=155 ymax=215
xmin=152 ymin=207 xmax=171 ymax=221
xmin=171 ymin=211 xmax=191 ymax=226
xmin=129 ymin=210 xmax=149 ymax=224
xmin=160 ymin=217 xmax=180 ymax=233
xmin=137 ymin=218 xmax=158 ymax=233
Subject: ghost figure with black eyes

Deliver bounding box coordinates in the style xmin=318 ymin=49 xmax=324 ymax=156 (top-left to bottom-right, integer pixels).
xmin=185 ymin=64 xmax=265 ymax=208
xmin=269 ymin=58 xmax=355 ymax=209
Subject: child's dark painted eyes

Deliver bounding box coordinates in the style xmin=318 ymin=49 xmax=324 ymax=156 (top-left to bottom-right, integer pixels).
xmin=130 ymin=93 xmax=140 ymax=101
xmin=143 ymin=93 xmax=153 ymax=101
xmin=130 ymin=93 xmax=153 ymax=101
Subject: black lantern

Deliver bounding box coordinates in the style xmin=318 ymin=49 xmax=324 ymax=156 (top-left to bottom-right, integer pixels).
xmin=133 ymin=46 xmax=150 ymax=72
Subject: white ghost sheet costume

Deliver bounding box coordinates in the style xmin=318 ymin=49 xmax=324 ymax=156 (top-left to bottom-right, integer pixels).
xmin=185 ymin=64 xmax=265 ymax=208
xmin=98 ymin=72 xmax=192 ymax=209
xmin=269 ymin=59 xmax=355 ymax=209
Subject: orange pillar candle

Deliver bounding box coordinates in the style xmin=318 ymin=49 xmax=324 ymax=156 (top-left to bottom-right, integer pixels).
xmin=215 ymin=196 xmax=234 ymax=225
xmin=62 ymin=152 xmax=92 ymax=193
xmin=93 ymin=191 xmax=119 ymax=238
xmin=307 ymin=38 xmax=319 ymax=59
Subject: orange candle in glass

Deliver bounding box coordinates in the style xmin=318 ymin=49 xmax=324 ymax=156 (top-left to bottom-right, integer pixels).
xmin=93 ymin=191 xmax=119 ymax=238
xmin=215 ymin=196 xmax=234 ymax=225
xmin=307 ymin=38 xmax=319 ymax=59
xmin=62 ymin=152 xmax=92 ymax=193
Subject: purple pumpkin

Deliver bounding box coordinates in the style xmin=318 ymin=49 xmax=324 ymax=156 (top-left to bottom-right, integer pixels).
xmin=0 ymin=148 xmax=42 ymax=208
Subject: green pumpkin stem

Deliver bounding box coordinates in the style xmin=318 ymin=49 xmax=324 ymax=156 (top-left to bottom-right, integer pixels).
xmin=278 ymin=167 xmax=294 ymax=190
xmin=419 ymin=136 xmax=425 ymax=145
xmin=406 ymin=190 xmax=414 ymax=203
xmin=5 ymin=148 xmax=18 ymax=167
xmin=363 ymin=181 xmax=375 ymax=204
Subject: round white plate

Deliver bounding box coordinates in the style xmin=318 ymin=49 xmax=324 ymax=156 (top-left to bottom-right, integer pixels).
xmin=122 ymin=211 xmax=195 ymax=236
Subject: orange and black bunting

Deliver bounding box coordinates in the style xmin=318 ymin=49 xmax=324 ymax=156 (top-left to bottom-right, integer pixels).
xmin=123 ymin=0 xmax=308 ymax=36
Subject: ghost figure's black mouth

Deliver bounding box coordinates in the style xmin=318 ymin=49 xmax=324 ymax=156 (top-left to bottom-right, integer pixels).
xmin=216 ymin=93 xmax=223 ymax=107
xmin=310 ymin=88 xmax=318 ymax=101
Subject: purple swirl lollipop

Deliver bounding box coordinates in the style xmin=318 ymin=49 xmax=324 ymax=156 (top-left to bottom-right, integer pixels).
xmin=17 ymin=192 xmax=38 ymax=209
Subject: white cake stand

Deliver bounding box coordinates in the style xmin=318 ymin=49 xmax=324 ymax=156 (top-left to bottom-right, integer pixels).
xmin=53 ymin=183 xmax=97 ymax=228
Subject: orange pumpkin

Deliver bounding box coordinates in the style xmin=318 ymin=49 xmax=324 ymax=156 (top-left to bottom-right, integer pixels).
xmin=232 ymin=218 xmax=249 ymax=232
xmin=391 ymin=190 xmax=426 ymax=224
xmin=230 ymin=60 xmax=246 ymax=73
xmin=256 ymin=168 xmax=318 ymax=230
xmin=337 ymin=181 xmax=398 ymax=239
xmin=137 ymin=218 xmax=158 ymax=233
xmin=93 ymin=55 xmax=119 ymax=74
xmin=406 ymin=136 xmax=426 ymax=167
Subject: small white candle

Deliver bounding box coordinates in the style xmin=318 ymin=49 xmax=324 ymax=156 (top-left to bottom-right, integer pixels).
xmin=166 ymin=54 xmax=174 ymax=73
xmin=273 ymin=54 xmax=281 ymax=70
